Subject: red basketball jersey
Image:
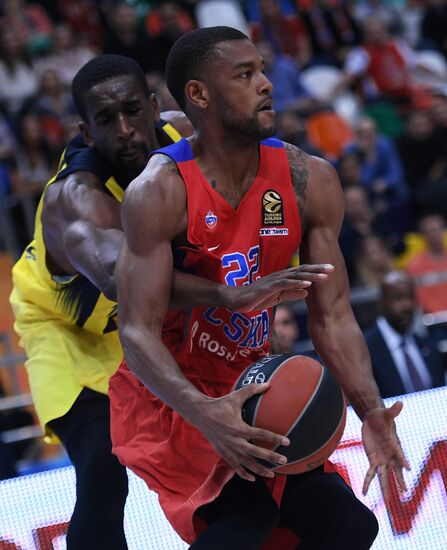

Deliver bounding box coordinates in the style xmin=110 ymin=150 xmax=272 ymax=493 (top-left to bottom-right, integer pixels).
xmin=110 ymin=137 xmax=304 ymax=546
xmin=164 ymin=137 xmax=301 ymax=387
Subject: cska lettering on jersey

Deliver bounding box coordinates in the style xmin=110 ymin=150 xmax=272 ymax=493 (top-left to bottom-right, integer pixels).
xmin=187 ymin=246 xmax=271 ymax=363
xmin=197 ymin=306 xmax=270 ymax=359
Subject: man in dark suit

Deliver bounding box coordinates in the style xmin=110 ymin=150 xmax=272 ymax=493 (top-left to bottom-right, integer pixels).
xmin=365 ymin=270 xmax=446 ymax=398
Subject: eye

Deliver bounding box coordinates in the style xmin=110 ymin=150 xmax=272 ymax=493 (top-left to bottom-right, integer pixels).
xmin=240 ymin=71 xmax=252 ymax=79
xmin=97 ymin=114 xmax=111 ymax=125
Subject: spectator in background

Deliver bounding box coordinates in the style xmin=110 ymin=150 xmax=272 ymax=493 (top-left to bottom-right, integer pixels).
xmin=0 ymin=29 xmax=39 ymax=119
xmin=332 ymin=17 xmax=431 ymax=111
xmin=354 ymin=235 xmax=395 ymax=289
xmin=271 ymin=303 xmax=300 ymax=354
xmin=256 ymin=40 xmax=316 ymax=113
xmin=396 ymin=109 xmax=447 ymax=219
xmin=420 ymin=0 xmax=447 ymax=60
xmin=0 ymin=113 xmax=16 ymax=161
xmin=102 ymin=2 xmax=164 ymax=74
xmin=337 ymin=149 xmax=363 ymax=188
xmin=251 ymin=0 xmax=310 ymax=66
xmin=276 ymin=109 xmax=322 ymax=155
xmin=342 ymin=116 xmax=411 ymax=247
xmin=344 ymin=116 xmax=407 ymax=201
xmin=338 ymin=158 xmax=406 ymax=263
xmin=396 ymin=0 xmax=424 ymax=49
xmin=397 ymin=109 xmax=447 ymax=190
xmin=146 ymin=1 xmax=195 ymax=73
xmin=431 ymin=91 xmax=447 ymax=140
xmin=14 ymin=113 xmax=56 ymax=200
xmin=353 ymin=0 xmax=401 ymax=33
xmin=58 ymin=0 xmax=102 ymax=50
xmin=406 ymin=213 xmax=447 ymax=314
xmin=364 ymin=270 xmax=446 ymax=398
xmin=35 ymin=24 xmax=96 ymax=88
xmin=339 ymin=185 xmax=376 ymax=284
xmin=30 ymin=69 xmax=77 ymax=154
xmin=0 ymin=0 xmax=53 ymax=54
xmin=298 ymin=0 xmax=361 ymax=66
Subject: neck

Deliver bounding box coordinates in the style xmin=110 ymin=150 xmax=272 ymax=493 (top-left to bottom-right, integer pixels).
xmin=192 ymin=127 xmax=261 ymax=190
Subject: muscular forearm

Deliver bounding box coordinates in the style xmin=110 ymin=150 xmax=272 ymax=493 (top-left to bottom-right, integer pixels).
xmin=66 ymin=225 xmax=123 ymax=301
xmin=309 ymin=310 xmax=383 ymax=420
xmin=120 ymin=325 xmax=210 ymax=423
xmin=170 ymin=271 xmax=230 ymax=309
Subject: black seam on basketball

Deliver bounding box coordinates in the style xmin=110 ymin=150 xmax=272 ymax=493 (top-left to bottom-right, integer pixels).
xmin=251 ymin=355 xmax=306 ymax=432
xmin=272 ymin=368 xmax=345 ymax=464
xmin=273 ymin=396 xmax=346 ymax=471
xmin=240 ymin=354 xmax=298 ymax=467
xmin=282 ymin=366 xmax=324 ymax=440
xmin=240 ymin=354 xmax=296 ymax=425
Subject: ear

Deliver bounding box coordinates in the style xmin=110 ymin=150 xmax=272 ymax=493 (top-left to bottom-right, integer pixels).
xmin=150 ymin=93 xmax=160 ymax=122
xmin=185 ymin=80 xmax=209 ymax=110
xmin=79 ymin=121 xmax=94 ymax=147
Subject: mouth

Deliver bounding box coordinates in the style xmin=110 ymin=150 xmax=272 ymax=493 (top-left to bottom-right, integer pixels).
xmin=119 ymin=147 xmax=144 ymax=162
xmin=257 ymin=98 xmax=274 ymax=112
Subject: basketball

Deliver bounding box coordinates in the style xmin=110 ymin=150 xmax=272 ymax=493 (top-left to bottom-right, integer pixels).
xmin=234 ymin=354 xmax=347 ymax=474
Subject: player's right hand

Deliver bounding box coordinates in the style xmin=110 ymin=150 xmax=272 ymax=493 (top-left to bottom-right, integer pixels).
xmin=193 ymin=383 xmax=290 ymax=481
xmin=226 ymin=264 xmax=334 ymax=312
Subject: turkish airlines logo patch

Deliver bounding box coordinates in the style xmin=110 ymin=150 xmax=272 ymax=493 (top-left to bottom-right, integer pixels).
xmin=262 ymin=190 xmax=284 ymax=226
xmin=205 ymin=210 xmax=218 ymax=229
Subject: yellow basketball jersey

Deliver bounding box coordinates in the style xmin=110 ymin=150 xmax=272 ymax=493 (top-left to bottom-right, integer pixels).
xmin=9 ymin=122 xmax=181 ymax=441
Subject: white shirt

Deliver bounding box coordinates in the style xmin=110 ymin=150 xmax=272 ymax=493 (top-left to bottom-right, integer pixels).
xmin=376 ymin=316 xmax=432 ymax=393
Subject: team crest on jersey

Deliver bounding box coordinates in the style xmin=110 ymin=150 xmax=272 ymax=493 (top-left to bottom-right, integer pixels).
xmin=262 ymin=190 xmax=284 ymax=226
xmin=205 ymin=210 xmax=218 ymax=229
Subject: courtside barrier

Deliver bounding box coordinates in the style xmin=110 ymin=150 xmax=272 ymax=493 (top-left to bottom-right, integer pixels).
xmin=1 ymin=387 xmax=446 ymax=549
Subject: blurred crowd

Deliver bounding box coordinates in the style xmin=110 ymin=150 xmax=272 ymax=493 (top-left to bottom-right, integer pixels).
xmin=1 ymin=0 xmax=447 ymax=401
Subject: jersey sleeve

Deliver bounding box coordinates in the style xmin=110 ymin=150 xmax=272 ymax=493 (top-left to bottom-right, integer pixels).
xmin=55 ymin=134 xmax=112 ymax=184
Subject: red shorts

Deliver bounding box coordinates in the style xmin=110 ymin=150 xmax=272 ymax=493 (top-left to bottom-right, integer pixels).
xmin=109 ymin=360 xmax=337 ymax=547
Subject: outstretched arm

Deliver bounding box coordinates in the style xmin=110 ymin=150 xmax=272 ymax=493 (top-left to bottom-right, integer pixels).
xmin=42 ymin=171 xmax=123 ymax=301
xmin=44 ymin=168 xmax=330 ymax=306
xmin=287 ymin=144 xmax=410 ymax=501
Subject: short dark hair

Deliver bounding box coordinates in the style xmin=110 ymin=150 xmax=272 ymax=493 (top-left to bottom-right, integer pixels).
xmin=72 ymin=54 xmax=150 ymax=120
xmin=166 ymin=26 xmax=249 ymax=111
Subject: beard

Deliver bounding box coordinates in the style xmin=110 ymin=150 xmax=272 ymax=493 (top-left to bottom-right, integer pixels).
xmin=216 ymin=95 xmax=276 ymax=143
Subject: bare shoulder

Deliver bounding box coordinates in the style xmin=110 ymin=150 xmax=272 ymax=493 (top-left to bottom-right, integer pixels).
xmin=284 ymin=142 xmax=343 ymax=225
xmin=122 ymin=153 xmax=187 ymax=240
xmin=160 ymin=110 xmax=194 ymax=137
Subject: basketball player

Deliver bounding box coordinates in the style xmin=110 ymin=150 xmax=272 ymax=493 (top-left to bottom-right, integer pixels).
xmin=10 ymin=54 xmax=329 ymax=549
xmin=110 ymin=28 xmax=410 ymax=549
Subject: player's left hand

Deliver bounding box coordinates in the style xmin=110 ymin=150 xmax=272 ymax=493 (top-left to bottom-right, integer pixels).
xmin=361 ymin=402 xmax=410 ymax=504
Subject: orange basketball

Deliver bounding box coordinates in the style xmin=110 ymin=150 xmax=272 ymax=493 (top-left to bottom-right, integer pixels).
xmin=234 ymin=354 xmax=346 ymax=474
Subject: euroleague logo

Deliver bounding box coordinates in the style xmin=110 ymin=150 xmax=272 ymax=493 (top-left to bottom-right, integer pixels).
xmin=205 ymin=210 xmax=217 ymax=229
xmin=262 ymin=190 xmax=284 ymax=226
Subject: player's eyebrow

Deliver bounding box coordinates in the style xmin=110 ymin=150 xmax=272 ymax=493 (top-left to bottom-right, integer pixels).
xmin=232 ymin=59 xmax=265 ymax=71
xmin=233 ymin=60 xmax=256 ymax=71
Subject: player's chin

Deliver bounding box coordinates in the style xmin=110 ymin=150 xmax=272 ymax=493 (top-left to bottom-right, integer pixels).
xmin=257 ymin=111 xmax=276 ymax=135
xmin=118 ymin=151 xmax=147 ymax=173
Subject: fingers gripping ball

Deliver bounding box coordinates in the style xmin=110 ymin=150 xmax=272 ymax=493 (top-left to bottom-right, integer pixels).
xmin=234 ymin=354 xmax=347 ymax=474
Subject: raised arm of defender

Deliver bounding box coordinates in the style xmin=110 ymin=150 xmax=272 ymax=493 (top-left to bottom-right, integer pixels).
xmin=286 ymin=143 xmax=410 ymax=501
xmin=42 ymin=166 xmax=330 ymax=306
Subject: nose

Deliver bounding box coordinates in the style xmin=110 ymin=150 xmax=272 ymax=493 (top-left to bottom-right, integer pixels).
xmin=116 ymin=113 xmax=135 ymax=139
xmin=258 ymin=71 xmax=273 ymax=96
